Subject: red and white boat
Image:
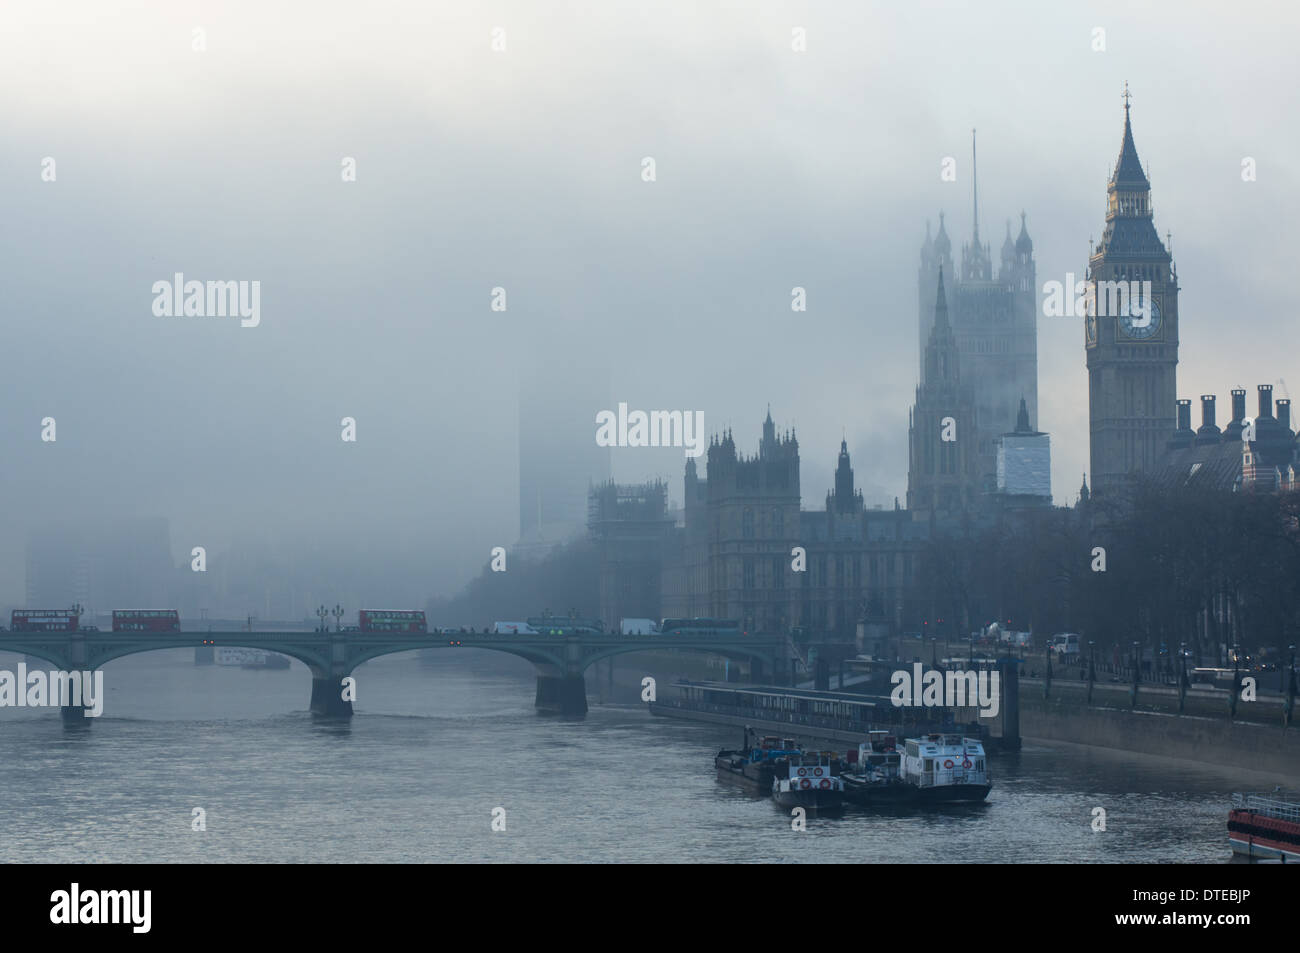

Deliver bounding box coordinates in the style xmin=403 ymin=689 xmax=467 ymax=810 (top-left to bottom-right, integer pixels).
xmin=1228 ymin=792 xmax=1300 ymax=862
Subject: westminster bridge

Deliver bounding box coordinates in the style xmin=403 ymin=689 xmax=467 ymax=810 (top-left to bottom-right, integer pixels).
xmin=5 ymin=629 xmax=790 ymax=720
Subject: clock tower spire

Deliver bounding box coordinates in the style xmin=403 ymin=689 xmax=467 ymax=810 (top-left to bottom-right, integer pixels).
xmin=1085 ymin=85 xmax=1179 ymax=497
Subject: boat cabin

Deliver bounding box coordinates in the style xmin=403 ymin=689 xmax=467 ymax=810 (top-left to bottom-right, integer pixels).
xmin=900 ymin=734 xmax=988 ymax=788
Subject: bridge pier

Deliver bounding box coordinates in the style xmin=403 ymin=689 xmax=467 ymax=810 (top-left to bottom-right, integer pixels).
xmin=310 ymin=674 xmax=354 ymax=719
xmin=535 ymin=675 xmax=587 ymax=717
xmin=60 ymin=703 xmax=92 ymax=726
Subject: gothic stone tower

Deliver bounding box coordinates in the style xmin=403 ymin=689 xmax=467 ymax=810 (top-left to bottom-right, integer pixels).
xmin=919 ymin=133 xmax=1038 ymax=494
xmin=908 ymin=269 xmax=980 ymax=513
xmin=703 ymin=410 xmax=801 ymax=633
xmin=1085 ymin=90 xmax=1179 ymax=496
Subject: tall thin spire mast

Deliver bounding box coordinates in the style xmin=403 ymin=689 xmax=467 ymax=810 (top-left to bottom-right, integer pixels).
xmin=971 ymin=128 xmax=979 ymax=242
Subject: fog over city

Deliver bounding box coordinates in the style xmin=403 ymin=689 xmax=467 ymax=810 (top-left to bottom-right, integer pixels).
xmin=3 ymin=0 xmax=1296 ymax=608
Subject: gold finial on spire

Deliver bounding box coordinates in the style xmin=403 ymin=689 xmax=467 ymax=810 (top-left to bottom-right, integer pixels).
xmin=1123 ymin=81 xmax=1131 ymax=112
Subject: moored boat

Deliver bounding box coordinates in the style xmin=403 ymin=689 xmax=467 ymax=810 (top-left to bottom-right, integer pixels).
xmin=715 ymin=728 xmax=802 ymax=794
xmin=1229 ymin=791 xmax=1300 ymax=862
xmin=216 ymin=647 xmax=291 ymax=670
xmin=771 ymin=752 xmax=844 ymax=812
xmin=898 ymin=734 xmax=992 ymax=803
xmin=841 ymin=731 xmax=916 ymax=806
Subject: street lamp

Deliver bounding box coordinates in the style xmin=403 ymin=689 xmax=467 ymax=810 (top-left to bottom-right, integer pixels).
xmin=1130 ymin=640 xmax=1140 ymax=709
xmin=1285 ymin=645 xmax=1297 ymax=726
xmin=1087 ymin=640 xmax=1096 ymax=704
xmin=1178 ymin=639 xmax=1188 ymax=712
xmin=332 ymin=604 xmax=345 ymax=633
xmin=1230 ymin=641 xmax=1241 ymax=718
xmin=316 ymin=605 xmax=329 ymax=633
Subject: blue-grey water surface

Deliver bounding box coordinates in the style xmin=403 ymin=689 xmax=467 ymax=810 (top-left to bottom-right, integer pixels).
xmin=0 ymin=648 xmax=1251 ymax=863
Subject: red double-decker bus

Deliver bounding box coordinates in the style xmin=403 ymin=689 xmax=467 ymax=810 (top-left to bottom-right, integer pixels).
xmin=112 ymin=610 xmax=181 ymax=633
xmin=359 ymin=610 xmax=427 ymax=634
xmin=9 ymin=610 xmax=79 ymax=633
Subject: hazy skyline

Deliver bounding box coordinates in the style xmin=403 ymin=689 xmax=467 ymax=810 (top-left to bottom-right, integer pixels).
xmin=3 ymin=1 xmax=1297 ymax=604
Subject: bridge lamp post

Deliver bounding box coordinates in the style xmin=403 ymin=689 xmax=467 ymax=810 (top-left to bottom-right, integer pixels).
xmin=332 ymin=604 xmax=344 ymax=633
xmin=70 ymin=602 xmax=84 ymax=620
xmin=316 ymin=605 xmax=329 ymax=633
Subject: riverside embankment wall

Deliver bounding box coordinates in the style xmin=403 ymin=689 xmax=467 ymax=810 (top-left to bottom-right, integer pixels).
xmin=1018 ymin=691 xmax=1300 ymax=780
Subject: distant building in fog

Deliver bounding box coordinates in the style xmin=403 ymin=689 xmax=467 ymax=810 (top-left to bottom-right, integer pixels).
xmin=918 ymin=137 xmax=1038 ymax=494
xmin=517 ymin=375 xmax=611 ymax=560
xmin=25 ymin=518 xmax=172 ymax=614
xmin=1084 ymin=98 xmax=1179 ymax=496
xmin=587 ymin=479 xmax=674 ymax=627
xmin=907 ymin=271 xmax=981 ymax=514
xmin=656 ymin=409 xmax=927 ymax=637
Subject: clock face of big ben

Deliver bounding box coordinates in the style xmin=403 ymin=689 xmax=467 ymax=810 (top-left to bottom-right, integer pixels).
xmin=1119 ymin=292 xmax=1162 ymax=340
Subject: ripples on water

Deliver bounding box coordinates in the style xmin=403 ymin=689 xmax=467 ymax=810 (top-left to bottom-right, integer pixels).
xmin=0 ymin=649 xmax=1240 ymax=863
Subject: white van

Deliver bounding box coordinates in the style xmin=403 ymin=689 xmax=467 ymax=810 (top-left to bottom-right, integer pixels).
xmin=1052 ymin=633 xmax=1081 ymax=660
xmin=492 ymin=621 xmax=538 ymax=635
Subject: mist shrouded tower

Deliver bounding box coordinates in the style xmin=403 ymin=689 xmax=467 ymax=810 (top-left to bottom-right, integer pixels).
xmin=517 ymin=373 xmax=611 ymax=557
xmin=1085 ymin=86 xmax=1179 ymax=496
xmin=917 ymin=130 xmax=1038 ymax=496
xmin=908 ymin=269 xmax=980 ymax=513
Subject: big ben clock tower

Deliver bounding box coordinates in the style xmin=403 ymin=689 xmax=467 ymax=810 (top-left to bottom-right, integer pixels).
xmin=1085 ymin=85 xmax=1179 ymax=496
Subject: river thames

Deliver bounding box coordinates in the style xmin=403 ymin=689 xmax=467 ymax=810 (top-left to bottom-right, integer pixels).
xmin=0 ymin=648 xmax=1249 ymax=863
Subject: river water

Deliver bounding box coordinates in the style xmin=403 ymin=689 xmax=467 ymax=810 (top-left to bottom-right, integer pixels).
xmin=0 ymin=648 xmax=1248 ymax=863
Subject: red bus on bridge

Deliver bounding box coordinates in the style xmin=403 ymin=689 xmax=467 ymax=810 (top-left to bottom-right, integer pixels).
xmin=359 ymin=610 xmax=428 ymax=634
xmin=9 ymin=610 xmax=79 ymax=632
xmin=112 ymin=610 xmax=181 ymax=633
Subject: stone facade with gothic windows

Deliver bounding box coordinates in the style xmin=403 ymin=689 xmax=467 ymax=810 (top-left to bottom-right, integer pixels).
xmin=655 ymin=410 xmax=928 ymax=638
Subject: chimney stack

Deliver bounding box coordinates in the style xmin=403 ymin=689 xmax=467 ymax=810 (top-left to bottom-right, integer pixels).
xmin=1225 ymin=388 xmax=1248 ymax=440
xmin=1169 ymin=399 xmax=1194 ymax=450
xmin=1278 ymin=398 xmax=1292 ymax=433
xmin=1258 ymin=384 xmax=1274 ymax=418
xmin=1196 ymin=394 xmax=1221 ymax=445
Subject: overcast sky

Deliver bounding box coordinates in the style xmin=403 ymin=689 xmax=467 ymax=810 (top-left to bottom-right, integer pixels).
xmin=2 ymin=1 xmax=1297 ymax=603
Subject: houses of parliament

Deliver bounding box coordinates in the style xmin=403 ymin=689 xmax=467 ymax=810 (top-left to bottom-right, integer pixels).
xmin=582 ymin=92 xmax=1299 ymax=637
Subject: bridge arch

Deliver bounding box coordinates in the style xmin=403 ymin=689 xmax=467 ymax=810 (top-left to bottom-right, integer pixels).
xmin=578 ymin=642 xmax=780 ymax=674
xmin=0 ymin=643 xmax=73 ymax=671
xmin=344 ymin=642 xmax=567 ymax=672
xmin=88 ymin=641 xmax=332 ymax=673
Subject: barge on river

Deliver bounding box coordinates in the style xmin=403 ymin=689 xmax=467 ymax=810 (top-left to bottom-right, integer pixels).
xmin=1229 ymin=791 xmax=1300 ymax=862
xmin=715 ymin=729 xmax=802 ymax=794
xmin=841 ymin=731 xmax=913 ymax=805
xmin=771 ymin=752 xmax=844 ymax=813
xmin=898 ymin=734 xmax=992 ymax=803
